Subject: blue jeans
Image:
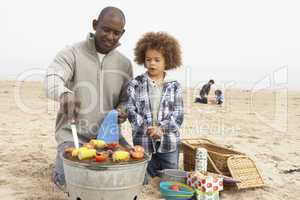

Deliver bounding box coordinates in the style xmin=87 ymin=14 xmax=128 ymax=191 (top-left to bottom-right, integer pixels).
xmin=52 ymin=141 xmax=74 ymax=186
xmin=147 ymin=145 xmax=180 ymax=177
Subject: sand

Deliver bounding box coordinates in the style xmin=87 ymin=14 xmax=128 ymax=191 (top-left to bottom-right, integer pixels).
xmin=0 ymin=80 xmax=299 ymax=200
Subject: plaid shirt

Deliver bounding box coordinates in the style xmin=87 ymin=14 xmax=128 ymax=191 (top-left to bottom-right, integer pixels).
xmin=126 ymin=73 xmax=184 ymax=153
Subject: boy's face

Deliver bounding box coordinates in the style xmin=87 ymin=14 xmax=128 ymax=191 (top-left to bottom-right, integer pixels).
xmin=145 ymin=49 xmax=166 ymax=78
xmin=215 ymin=91 xmax=221 ymax=96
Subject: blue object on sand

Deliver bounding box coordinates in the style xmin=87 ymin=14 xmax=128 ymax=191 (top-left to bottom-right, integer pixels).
xmin=96 ymin=110 xmax=119 ymax=144
xmin=160 ymin=181 xmax=194 ymax=200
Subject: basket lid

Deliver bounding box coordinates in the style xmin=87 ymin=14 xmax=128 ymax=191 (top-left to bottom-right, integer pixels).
xmin=227 ymin=155 xmax=264 ymax=189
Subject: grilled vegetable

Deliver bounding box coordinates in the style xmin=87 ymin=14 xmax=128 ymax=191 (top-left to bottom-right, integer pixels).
xmin=90 ymin=139 xmax=106 ymax=148
xmin=95 ymin=154 xmax=108 ymax=162
xmin=83 ymin=143 xmax=95 ymax=149
xmin=112 ymin=150 xmax=130 ymax=162
xmin=106 ymin=142 xmax=119 ymax=150
xmin=64 ymin=147 xmax=74 ymax=154
xmin=130 ymin=145 xmax=145 ymax=159
xmin=71 ymin=147 xmax=88 ymax=157
xmin=78 ymin=149 xmax=96 ymax=160
xmin=130 ymin=151 xmax=144 ymax=159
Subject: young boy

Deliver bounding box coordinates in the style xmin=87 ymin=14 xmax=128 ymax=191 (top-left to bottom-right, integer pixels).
xmin=127 ymin=32 xmax=184 ymax=177
xmin=214 ymin=89 xmax=224 ymax=105
xmin=208 ymin=89 xmax=224 ymax=105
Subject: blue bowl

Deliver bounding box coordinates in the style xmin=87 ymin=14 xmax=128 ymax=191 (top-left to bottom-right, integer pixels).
xmin=160 ymin=181 xmax=194 ymax=199
xmin=161 ymin=196 xmax=193 ymax=200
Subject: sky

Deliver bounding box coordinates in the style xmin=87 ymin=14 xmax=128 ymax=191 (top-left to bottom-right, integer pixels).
xmin=0 ymin=0 xmax=299 ymax=90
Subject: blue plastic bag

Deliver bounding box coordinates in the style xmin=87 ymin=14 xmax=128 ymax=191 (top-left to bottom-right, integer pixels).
xmin=96 ymin=110 xmax=119 ymax=144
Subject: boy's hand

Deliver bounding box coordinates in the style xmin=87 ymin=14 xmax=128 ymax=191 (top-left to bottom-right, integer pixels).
xmin=59 ymin=92 xmax=81 ymax=121
xmin=117 ymin=108 xmax=128 ymax=124
xmin=147 ymin=126 xmax=163 ymax=140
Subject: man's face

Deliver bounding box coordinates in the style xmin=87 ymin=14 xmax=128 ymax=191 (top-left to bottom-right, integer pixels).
xmin=93 ymin=15 xmax=125 ymax=54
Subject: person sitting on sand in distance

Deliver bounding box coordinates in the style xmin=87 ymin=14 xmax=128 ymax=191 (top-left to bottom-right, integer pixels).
xmin=195 ymin=79 xmax=215 ymax=104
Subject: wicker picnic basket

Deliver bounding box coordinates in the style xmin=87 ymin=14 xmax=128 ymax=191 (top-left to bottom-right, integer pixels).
xmin=181 ymin=138 xmax=244 ymax=176
xmin=227 ymin=155 xmax=264 ymax=189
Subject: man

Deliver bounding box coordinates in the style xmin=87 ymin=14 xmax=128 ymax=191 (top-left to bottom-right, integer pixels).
xmin=195 ymin=79 xmax=215 ymax=104
xmin=44 ymin=7 xmax=133 ymax=189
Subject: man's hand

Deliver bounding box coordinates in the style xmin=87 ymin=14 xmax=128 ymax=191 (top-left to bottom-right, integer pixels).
xmin=147 ymin=126 xmax=163 ymax=140
xmin=117 ymin=108 xmax=128 ymax=124
xmin=59 ymin=92 xmax=81 ymax=121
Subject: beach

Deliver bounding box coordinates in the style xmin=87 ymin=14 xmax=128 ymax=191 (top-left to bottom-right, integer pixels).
xmin=0 ymin=80 xmax=299 ymax=200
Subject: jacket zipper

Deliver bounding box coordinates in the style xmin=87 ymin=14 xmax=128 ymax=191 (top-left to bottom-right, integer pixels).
xmin=97 ymin=53 xmax=106 ymax=114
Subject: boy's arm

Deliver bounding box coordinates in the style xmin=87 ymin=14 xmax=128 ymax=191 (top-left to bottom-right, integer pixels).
xmin=126 ymin=82 xmax=144 ymax=128
xmin=158 ymin=83 xmax=184 ymax=133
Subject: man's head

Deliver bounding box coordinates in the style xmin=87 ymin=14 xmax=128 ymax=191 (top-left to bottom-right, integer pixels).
xmin=93 ymin=7 xmax=126 ymax=54
xmin=208 ymin=79 xmax=215 ymax=85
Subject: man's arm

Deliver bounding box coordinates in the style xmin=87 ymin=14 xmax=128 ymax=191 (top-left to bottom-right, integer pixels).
xmin=117 ymin=60 xmax=133 ymax=123
xmin=117 ymin=60 xmax=133 ymax=110
xmin=44 ymin=46 xmax=75 ymax=101
xmin=44 ymin=46 xmax=81 ymax=120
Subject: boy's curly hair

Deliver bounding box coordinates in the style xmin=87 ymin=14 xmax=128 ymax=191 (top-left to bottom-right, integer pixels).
xmin=134 ymin=32 xmax=182 ymax=70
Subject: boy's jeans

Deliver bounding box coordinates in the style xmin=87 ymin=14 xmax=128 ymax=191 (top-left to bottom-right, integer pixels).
xmin=147 ymin=145 xmax=180 ymax=177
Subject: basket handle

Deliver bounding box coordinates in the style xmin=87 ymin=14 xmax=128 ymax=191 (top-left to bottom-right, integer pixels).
xmin=207 ymin=153 xmax=223 ymax=175
xmin=194 ymin=138 xmax=215 ymax=144
xmin=183 ymin=138 xmax=215 ymax=149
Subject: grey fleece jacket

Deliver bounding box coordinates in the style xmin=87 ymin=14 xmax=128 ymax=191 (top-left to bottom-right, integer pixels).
xmin=44 ymin=33 xmax=133 ymax=145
